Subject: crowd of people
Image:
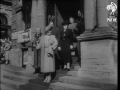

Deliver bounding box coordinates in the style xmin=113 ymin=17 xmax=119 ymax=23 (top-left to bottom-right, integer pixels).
xmin=34 ymin=14 xmax=84 ymax=83
xmin=0 ymin=38 xmax=11 ymax=64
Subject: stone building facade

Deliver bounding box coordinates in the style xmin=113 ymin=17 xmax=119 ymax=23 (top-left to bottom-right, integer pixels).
xmin=0 ymin=0 xmax=117 ymax=82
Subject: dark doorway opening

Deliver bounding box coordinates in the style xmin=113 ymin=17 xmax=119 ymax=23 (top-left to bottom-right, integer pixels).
xmin=55 ymin=0 xmax=83 ymax=21
xmin=0 ymin=14 xmax=11 ymax=39
xmin=46 ymin=0 xmax=84 ymax=67
xmin=47 ymin=0 xmax=84 ymax=24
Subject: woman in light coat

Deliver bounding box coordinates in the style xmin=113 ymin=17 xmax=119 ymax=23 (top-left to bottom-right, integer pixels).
xmin=36 ymin=28 xmax=58 ymax=83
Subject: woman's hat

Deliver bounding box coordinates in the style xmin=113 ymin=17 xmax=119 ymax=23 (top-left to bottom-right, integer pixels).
xmin=62 ymin=21 xmax=69 ymax=26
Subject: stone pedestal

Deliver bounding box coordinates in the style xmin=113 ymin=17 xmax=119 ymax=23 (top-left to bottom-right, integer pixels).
xmin=77 ymin=28 xmax=117 ymax=84
xmin=24 ymin=48 xmax=35 ymax=73
xmin=9 ymin=48 xmax=22 ymax=67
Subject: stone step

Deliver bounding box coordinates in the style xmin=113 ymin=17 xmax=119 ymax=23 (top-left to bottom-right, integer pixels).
xmin=1 ymin=77 xmax=25 ymax=90
xmin=2 ymin=69 xmax=36 ymax=82
xmin=56 ymin=70 xmax=68 ymax=75
xmin=74 ymin=66 xmax=114 ymax=72
xmin=81 ymin=59 xmax=111 ymax=64
xmin=81 ymin=59 xmax=114 ymax=70
xmin=1 ymin=64 xmax=25 ymax=71
xmin=29 ymin=78 xmax=50 ymax=87
xmin=72 ymin=57 xmax=78 ymax=61
xmin=81 ymin=63 xmax=114 ymax=68
xmin=3 ymin=75 xmax=30 ymax=83
xmin=50 ymin=82 xmax=100 ymax=90
xmin=58 ymin=76 xmax=117 ymax=90
xmin=29 ymin=71 xmax=68 ymax=85
xmin=67 ymin=70 xmax=115 ymax=80
xmin=0 ymin=84 xmax=16 ymax=90
xmin=19 ymin=83 xmax=52 ymax=90
xmin=1 ymin=64 xmax=38 ymax=78
xmin=29 ymin=74 xmax=68 ymax=85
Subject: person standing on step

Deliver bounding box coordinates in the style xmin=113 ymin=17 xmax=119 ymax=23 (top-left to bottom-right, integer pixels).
xmin=45 ymin=21 xmax=61 ymax=70
xmin=4 ymin=40 xmax=11 ymax=65
xmin=68 ymin=17 xmax=79 ymax=65
xmin=58 ymin=21 xmax=74 ymax=71
xmin=36 ymin=28 xmax=58 ymax=83
xmin=33 ymin=28 xmax=42 ymax=74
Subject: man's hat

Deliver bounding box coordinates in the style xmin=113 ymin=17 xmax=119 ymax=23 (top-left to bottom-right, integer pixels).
xmin=62 ymin=21 xmax=69 ymax=26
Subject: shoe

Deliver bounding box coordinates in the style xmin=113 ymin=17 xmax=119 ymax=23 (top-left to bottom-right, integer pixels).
xmin=63 ymin=68 xmax=67 ymax=71
xmin=43 ymin=76 xmax=48 ymax=83
xmin=66 ymin=68 xmax=70 ymax=71
xmin=46 ymin=75 xmax=51 ymax=83
xmin=33 ymin=71 xmax=37 ymax=74
xmin=5 ymin=60 xmax=9 ymax=65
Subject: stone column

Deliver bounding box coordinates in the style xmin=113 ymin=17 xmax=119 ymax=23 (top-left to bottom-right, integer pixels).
xmin=97 ymin=0 xmax=110 ymax=27
xmin=31 ymin=0 xmax=47 ymax=41
xmin=31 ymin=0 xmax=38 ymax=42
xmin=37 ymin=0 xmax=47 ymax=34
xmin=84 ymin=0 xmax=96 ymax=30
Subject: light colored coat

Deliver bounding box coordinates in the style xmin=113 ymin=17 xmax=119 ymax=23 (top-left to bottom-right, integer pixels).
xmin=36 ymin=35 xmax=58 ymax=73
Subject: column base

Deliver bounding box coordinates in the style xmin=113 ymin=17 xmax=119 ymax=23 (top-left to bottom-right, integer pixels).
xmin=77 ymin=27 xmax=117 ymax=83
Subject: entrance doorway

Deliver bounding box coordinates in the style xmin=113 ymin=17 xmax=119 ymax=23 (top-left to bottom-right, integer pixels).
xmin=47 ymin=0 xmax=84 ymax=66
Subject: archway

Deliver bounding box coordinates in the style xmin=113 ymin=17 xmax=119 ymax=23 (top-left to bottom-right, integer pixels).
xmin=0 ymin=13 xmax=11 ymax=39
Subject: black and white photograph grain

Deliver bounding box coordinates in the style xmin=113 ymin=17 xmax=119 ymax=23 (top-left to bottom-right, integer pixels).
xmin=0 ymin=0 xmax=118 ymax=90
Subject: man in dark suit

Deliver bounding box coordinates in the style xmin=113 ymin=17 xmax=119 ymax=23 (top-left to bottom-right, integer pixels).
xmin=33 ymin=28 xmax=42 ymax=74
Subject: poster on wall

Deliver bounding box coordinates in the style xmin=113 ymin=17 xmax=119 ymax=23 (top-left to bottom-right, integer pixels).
xmin=17 ymin=28 xmax=31 ymax=43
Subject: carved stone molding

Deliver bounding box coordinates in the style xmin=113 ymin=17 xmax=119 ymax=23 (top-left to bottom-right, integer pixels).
xmin=0 ymin=5 xmax=12 ymax=25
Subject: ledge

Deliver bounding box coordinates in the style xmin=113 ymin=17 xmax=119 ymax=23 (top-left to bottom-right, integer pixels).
xmin=77 ymin=27 xmax=117 ymax=42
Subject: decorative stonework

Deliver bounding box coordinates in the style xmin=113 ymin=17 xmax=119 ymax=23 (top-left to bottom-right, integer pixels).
xmin=0 ymin=4 xmax=12 ymax=25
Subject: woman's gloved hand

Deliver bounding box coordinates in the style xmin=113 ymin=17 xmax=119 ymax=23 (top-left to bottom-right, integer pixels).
xmin=58 ymin=47 xmax=61 ymax=50
xmin=70 ymin=45 xmax=73 ymax=49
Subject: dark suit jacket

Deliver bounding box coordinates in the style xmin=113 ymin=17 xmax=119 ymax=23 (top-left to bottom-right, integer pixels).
xmin=59 ymin=28 xmax=73 ymax=47
xmin=50 ymin=26 xmax=60 ymax=44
